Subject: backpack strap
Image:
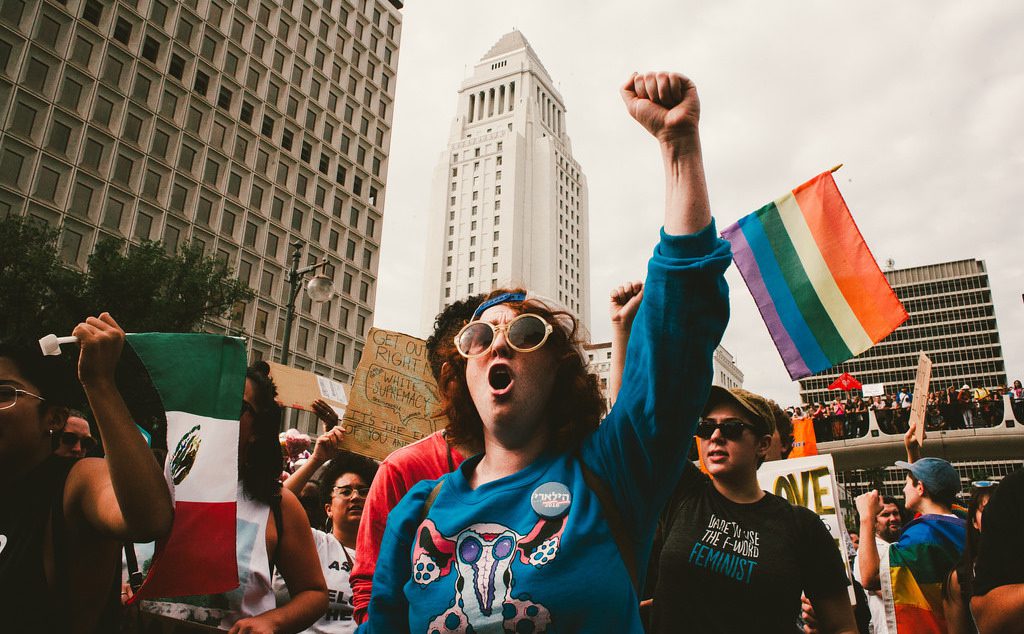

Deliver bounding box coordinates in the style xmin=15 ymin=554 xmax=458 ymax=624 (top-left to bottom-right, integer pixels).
xmin=420 ymin=480 xmax=444 ymax=523
xmin=577 ymin=458 xmax=639 ymax=594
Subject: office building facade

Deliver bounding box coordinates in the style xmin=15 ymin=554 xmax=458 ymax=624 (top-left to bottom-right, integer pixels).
xmin=586 ymin=341 xmax=743 ymax=411
xmin=0 ymin=0 xmax=402 ymax=381
xmin=799 ymin=259 xmax=1007 ymax=406
xmin=421 ymin=30 xmax=591 ymax=332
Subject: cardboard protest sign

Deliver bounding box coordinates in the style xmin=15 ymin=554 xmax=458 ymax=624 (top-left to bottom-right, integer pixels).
xmin=757 ymin=454 xmax=854 ymax=600
xmin=909 ymin=352 xmax=932 ymax=444
xmin=266 ymin=361 xmax=348 ymax=413
xmin=341 ymin=328 xmax=448 ymax=461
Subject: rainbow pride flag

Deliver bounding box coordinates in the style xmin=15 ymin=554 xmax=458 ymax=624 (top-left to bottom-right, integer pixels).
xmin=880 ymin=514 xmax=965 ymax=633
xmin=722 ymin=170 xmax=908 ymax=380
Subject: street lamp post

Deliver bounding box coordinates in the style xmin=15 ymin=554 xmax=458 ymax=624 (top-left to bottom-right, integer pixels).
xmin=280 ymin=240 xmax=333 ymax=365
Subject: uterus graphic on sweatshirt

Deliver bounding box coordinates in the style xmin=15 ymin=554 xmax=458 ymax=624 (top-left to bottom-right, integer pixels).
xmin=411 ymin=515 xmax=566 ymax=633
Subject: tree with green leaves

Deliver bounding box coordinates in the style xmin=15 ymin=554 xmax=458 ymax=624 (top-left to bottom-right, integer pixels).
xmin=79 ymin=239 xmax=254 ymax=333
xmin=0 ymin=215 xmax=80 ymax=341
xmin=1 ymin=214 xmax=253 ymax=341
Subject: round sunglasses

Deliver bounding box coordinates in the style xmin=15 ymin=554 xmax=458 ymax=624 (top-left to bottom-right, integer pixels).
xmin=695 ymin=418 xmax=761 ymax=441
xmin=454 ymin=313 xmax=553 ymax=359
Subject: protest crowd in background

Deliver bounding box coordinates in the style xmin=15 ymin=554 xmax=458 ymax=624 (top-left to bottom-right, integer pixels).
xmin=3 ymin=70 xmax=1024 ymax=634
xmin=785 ymin=382 xmax=1019 ymax=443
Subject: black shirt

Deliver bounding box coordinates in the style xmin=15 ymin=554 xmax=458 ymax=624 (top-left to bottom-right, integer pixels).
xmin=649 ymin=463 xmax=849 ymax=633
xmin=0 ymin=455 xmax=76 ymax=633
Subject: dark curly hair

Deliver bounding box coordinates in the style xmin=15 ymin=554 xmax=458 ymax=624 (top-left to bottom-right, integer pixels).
xmin=424 ymin=294 xmax=484 ymax=381
xmin=437 ymin=288 xmax=605 ymax=453
xmin=318 ymin=450 xmax=380 ymax=506
xmin=240 ymin=366 xmax=285 ymax=505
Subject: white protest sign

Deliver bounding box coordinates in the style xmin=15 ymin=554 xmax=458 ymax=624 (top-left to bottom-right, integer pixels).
xmin=861 ymin=383 xmax=885 ymax=397
xmin=757 ymin=454 xmax=855 ymax=601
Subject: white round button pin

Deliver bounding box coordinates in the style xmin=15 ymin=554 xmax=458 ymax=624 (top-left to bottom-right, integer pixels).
xmin=531 ymin=481 xmax=572 ymax=519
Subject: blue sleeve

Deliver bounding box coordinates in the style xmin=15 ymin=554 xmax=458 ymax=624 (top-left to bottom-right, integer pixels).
xmin=357 ymin=479 xmax=437 ymax=634
xmin=581 ymin=220 xmax=731 ymax=563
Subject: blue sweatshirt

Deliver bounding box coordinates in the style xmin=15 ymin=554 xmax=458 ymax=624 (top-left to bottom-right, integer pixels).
xmin=360 ymin=222 xmax=732 ymax=633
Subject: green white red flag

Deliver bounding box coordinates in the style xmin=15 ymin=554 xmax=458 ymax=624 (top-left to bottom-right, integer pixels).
xmin=127 ymin=333 xmax=247 ymax=600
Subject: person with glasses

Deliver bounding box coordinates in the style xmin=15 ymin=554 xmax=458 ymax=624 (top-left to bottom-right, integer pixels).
xmin=0 ymin=314 xmax=174 ymax=633
xmin=942 ymin=481 xmax=997 ymax=634
xmin=360 ymin=71 xmax=732 ymax=633
xmin=52 ymin=409 xmax=97 ymax=459
xmin=646 ymin=387 xmax=857 ymax=633
xmin=279 ymin=432 xmax=379 ymax=633
xmin=971 ymin=469 xmax=1024 ymax=633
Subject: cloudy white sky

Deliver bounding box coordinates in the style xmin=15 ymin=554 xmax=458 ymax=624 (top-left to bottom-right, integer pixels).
xmin=371 ymin=0 xmax=1024 ymax=405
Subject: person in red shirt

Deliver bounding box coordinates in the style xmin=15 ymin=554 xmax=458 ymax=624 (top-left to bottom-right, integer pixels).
xmin=350 ymin=294 xmax=482 ymax=623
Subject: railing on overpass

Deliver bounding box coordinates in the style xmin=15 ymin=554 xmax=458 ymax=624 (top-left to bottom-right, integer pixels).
xmin=815 ymin=393 xmax=1022 ymax=450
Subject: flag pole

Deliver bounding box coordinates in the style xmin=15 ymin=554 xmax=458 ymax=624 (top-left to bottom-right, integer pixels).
xmin=829 ymin=163 xmax=843 ymax=173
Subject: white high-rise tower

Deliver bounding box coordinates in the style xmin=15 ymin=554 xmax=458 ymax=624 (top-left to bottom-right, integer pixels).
xmin=421 ymin=30 xmax=590 ymax=333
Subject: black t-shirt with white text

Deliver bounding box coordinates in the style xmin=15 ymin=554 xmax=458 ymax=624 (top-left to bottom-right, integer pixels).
xmin=649 ymin=463 xmax=849 ymax=634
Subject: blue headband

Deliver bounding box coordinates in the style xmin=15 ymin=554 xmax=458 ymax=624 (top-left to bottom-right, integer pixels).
xmin=471 ymin=292 xmax=527 ymax=320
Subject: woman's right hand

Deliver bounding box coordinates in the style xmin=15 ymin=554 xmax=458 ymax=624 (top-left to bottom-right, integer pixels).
xmin=72 ymin=312 xmax=125 ymax=389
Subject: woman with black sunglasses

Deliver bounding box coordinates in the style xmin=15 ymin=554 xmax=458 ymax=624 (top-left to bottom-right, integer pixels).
xmin=646 ymin=387 xmax=858 ymax=633
xmin=360 ymin=71 xmax=731 ymax=633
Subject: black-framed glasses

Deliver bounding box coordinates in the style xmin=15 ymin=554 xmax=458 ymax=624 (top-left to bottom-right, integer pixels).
xmin=454 ymin=313 xmax=554 ymax=359
xmin=0 ymin=385 xmax=45 ymax=410
xmin=332 ymin=485 xmax=370 ymax=498
xmin=695 ymin=418 xmax=760 ymax=441
xmin=60 ymin=432 xmax=97 ymax=452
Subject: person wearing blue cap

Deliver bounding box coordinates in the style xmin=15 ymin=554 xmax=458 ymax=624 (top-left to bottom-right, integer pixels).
xmin=358 ymin=70 xmax=731 ymax=633
xmin=855 ymin=421 xmax=966 ymax=633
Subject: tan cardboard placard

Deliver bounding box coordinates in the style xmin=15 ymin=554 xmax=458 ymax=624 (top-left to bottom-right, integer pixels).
xmin=341 ymin=328 xmax=448 ymax=461
xmin=266 ymin=361 xmax=348 ymax=413
xmin=910 ymin=352 xmax=933 ymax=444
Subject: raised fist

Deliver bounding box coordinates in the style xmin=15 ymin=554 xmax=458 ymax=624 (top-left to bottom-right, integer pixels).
xmin=620 ymin=71 xmax=700 ymax=144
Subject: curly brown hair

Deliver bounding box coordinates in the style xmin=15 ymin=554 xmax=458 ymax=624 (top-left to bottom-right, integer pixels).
xmin=438 ymin=288 xmax=606 ymax=453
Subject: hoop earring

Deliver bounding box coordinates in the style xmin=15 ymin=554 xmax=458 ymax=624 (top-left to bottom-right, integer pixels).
xmin=323 ymin=517 xmax=332 ymax=532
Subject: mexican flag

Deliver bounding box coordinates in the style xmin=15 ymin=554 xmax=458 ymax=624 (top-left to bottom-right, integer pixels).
xmin=128 ymin=333 xmax=247 ymax=600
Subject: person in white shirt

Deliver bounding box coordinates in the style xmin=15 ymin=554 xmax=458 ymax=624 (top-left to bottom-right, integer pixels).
xmin=853 ymin=495 xmax=903 ymax=634
xmin=280 ymin=428 xmax=378 ymax=633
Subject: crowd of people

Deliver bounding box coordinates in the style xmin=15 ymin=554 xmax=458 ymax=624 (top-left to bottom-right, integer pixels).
xmin=787 ymin=381 xmax=1023 ymax=442
xmin=3 ymin=71 xmax=1023 ymax=634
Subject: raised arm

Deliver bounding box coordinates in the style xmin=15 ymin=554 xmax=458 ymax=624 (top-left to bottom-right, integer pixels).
xmin=904 ymin=419 xmax=923 ymax=463
xmin=65 ymin=313 xmax=173 ymax=541
xmin=608 ymin=281 xmax=643 ymax=405
xmin=283 ymin=426 xmax=347 ymax=497
xmin=620 ymin=71 xmax=710 ymax=235
xmin=855 ymin=490 xmax=883 ymax=590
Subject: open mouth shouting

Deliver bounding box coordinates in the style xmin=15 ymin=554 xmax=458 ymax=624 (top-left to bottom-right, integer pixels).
xmin=487 ymin=363 xmax=514 ymax=396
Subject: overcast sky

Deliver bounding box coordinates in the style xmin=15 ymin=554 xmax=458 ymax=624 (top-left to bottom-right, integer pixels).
xmin=371 ymin=0 xmax=1024 ymax=405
